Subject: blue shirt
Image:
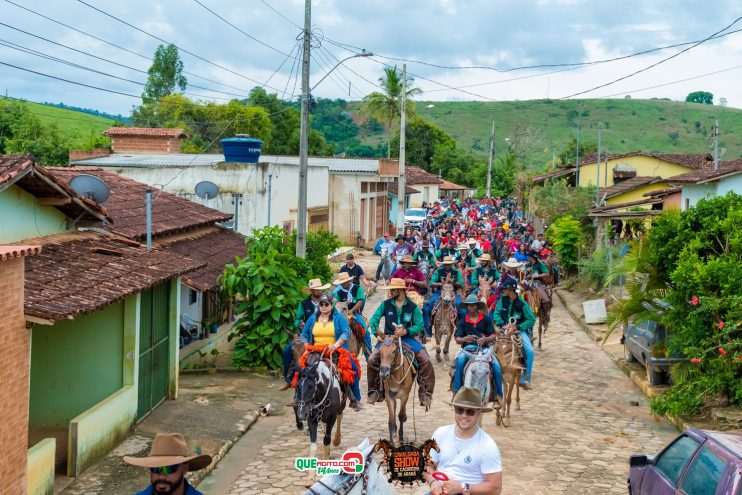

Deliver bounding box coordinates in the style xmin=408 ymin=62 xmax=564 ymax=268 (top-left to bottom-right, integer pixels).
xmin=135 ymin=480 xmax=203 ymax=495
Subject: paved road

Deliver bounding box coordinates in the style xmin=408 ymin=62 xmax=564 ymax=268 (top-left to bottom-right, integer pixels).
xmin=212 ymin=254 xmax=678 ymax=494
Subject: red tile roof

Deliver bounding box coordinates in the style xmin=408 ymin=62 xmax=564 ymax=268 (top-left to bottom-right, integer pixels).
xmin=600 ymin=176 xmax=665 ymax=199
xmin=532 ymin=167 xmax=576 ymax=184
xmin=102 ymin=127 xmax=187 ymax=138
xmin=643 ymin=186 xmax=682 ymax=198
xmin=22 ymin=234 xmax=204 ymax=320
xmin=48 ymin=167 xmax=232 ymax=240
xmin=160 ymin=227 xmax=247 ymax=291
xmin=664 ymin=159 xmax=742 ymax=184
xmin=0 ymin=245 xmax=41 ymax=261
xmin=388 ymin=181 xmax=420 ymax=196
xmin=406 ymin=166 xmax=442 ymax=185
xmin=564 ymin=151 xmax=712 ymax=170
xmin=439 ymin=179 xmax=465 ymax=190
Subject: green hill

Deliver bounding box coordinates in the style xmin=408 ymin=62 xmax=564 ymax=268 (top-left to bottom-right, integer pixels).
xmin=10 ymin=99 xmax=115 ymax=139
xmin=346 ymin=98 xmax=742 ymax=169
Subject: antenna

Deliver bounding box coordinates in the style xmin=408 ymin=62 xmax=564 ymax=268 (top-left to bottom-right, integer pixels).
xmin=195 ymin=181 xmax=219 ymax=200
xmin=69 ymin=174 xmax=110 ymax=204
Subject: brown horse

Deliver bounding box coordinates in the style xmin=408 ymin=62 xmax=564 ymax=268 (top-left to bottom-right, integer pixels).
xmin=378 ymin=334 xmax=416 ymax=444
xmin=334 ymin=301 xmax=369 ymax=359
xmin=478 ymin=276 xmax=492 ymax=305
xmin=523 ymin=281 xmax=552 ymax=349
xmin=493 ymin=328 xmax=524 ymax=427
xmin=432 ymin=281 xmax=456 ymax=362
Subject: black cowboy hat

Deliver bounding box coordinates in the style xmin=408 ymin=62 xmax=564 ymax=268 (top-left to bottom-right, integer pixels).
xmin=395 ymin=234 xmax=405 ymax=241
xmin=499 ymin=278 xmax=518 ymax=291
xmin=528 ymin=250 xmax=540 ymax=258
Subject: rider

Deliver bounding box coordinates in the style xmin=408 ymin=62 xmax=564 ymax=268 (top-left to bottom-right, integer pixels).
xmin=301 ymin=292 xmax=363 ymax=411
xmin=392 ymin=234 xmax=416 ymax=268
xmin=375 ymin=232 xmax=396 ymax=281
xmin=492 ymin=278 xmax=535 ymax=390
xmin=413 ymin=240 xmax=438 ymax=272
xmin=423 ymin=256 xmax=465 ymax=338
xmin=390 ymin=254 xmax=426 ymax=293
xmin=526 ymin=251 xmax=550 ymax=285
xmin=435 ymin=239 xmax=458 ymax=262
xmin=452 ymin=294 xmax=503 ymax=410
xmin=469 ymin=253 xmax=500 ymax=294
xmin=331 ymin=272 xmax=372 ymax=358
xmin=280 ymin=278 xmax=330 ymax=391
xmin=462 ymin=239 xmax=483 ymax=268
xmin=367 ymin=278 xmax=435 ymax=408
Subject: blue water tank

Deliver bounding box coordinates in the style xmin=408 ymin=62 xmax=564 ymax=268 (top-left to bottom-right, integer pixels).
xmin=221 ymin=137 xmax=263 ymax=163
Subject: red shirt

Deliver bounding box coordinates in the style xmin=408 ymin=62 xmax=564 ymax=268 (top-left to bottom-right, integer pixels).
xmin=391 ymin=267 xmax=426 ymax=293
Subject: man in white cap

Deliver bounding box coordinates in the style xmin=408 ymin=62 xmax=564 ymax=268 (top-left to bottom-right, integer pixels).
xmin=126 ymin=433 xmax=212 ymax=494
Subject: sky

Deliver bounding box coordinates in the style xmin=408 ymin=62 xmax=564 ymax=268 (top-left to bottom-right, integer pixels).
xmin=1 ymin=0 xmax=741 ymax=117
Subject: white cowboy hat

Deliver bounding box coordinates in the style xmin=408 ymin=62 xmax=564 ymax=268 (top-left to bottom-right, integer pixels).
xmin=440 ymin=256 xmax=455 ymax=265
xmin=478 ymin=253 xmax=493 ymax=262
xmin=123 ymin=433 xmax=212 ymax=470
xmin=304 ymin=278 xmax=331 ymax=291
xmin=333 ymin=272 xmax=353 ymax=285
xmin=502 ymin=257 xmax=522 ymax=269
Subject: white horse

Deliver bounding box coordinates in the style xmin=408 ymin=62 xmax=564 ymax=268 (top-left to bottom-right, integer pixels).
xmin=303 ymin=438 xmax=394 ymax=495
xmin=379 ymin=255 xmax=395 ymax=285
xmin=462 ymin=346 xmax=496 ymax=407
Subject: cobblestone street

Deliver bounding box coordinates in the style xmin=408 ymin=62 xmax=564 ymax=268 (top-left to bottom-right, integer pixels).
xmin=209 ymin=255 xmax=679 ymax=494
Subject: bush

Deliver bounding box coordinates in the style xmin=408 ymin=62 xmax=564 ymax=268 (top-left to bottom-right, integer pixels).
xmin=578 ymin=245 xmax=619 ymax=290
xmin=299 ymin=228 xmax=342 ymax=282
xmin=547 ymin=215 xmax=583 ymax=274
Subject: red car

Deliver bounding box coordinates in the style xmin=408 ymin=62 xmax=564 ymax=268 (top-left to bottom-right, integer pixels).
xmin=629 ymin=428 xmax=742 ymax=494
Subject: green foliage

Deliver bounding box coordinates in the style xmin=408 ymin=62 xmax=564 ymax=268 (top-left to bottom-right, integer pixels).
xmin=685 ymin=91 xmax=713 ymax=105
xmin=390 ymin=116 xmax=455 ymax=170
xmin=222 ymin=226 xmax=307 ymax=370
xmin=558 ymin=137 xmax=598 ymax=166
xmin=547 ymin=216 xmax=583 ymax=273
xmin=294 ymin=228 xmax=342 ymax=283
xmin=142 ymin=43 xmax=187 ymax=104
xmin=578 ymin=245 xmax=619 ymax=290
xmin=2 ymin=104 xmax=70 ymax=165
xmin=531 ymin=180 xmax=595 ymax=225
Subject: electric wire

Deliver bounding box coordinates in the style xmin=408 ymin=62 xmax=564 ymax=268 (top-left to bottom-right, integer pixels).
xmin=263 ymin=40 xmax=301 ymax=88
xmin=258 ymin=0 xmax=302 ymax=30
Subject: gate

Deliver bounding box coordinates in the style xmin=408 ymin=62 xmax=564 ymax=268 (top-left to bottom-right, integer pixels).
xmin=137 ymin=282 xmax=170 ymax=421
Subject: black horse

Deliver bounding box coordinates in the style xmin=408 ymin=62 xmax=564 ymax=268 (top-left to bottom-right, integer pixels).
xmin=295 ymin=352 xmax=347 ymax=487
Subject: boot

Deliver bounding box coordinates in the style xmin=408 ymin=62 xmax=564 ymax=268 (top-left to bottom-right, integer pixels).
xmin=415 ymin=349 xmax=436 ymax=407
xmin=278 ymin=382 xmax=291 ymax=391
xmin=366 ymin=351 xmax=383 ymax=404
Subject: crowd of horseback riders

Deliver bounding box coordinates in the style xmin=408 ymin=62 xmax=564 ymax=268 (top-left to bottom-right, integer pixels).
xmin=280 ymin=197 xmax=557 ymax=485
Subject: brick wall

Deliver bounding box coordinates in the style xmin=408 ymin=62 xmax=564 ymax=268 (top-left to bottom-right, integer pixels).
xmin=0 ymin=256 xmax=31 ymax=494
xmin=110 ymin=136 xmax=182 ymax=154
xmin=69 ymin=148 xmax=112 ymax=162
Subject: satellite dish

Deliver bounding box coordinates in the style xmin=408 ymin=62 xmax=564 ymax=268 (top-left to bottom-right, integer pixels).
xmin=69 ymin=174 xmax=110 ymax=204
xmin=195 ymin=181 xmax=219 ymax=200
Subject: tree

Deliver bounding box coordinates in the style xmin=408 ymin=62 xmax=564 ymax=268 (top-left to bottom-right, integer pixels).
xmin=558 ymin=137 xmax=597 ymax=166
xmin=142 ymin=44 xmax=187 ymax=104
xmin=685 ymin=91 xmax=713 ymax=105
xmin=360 ymin=66 xmax=422 ymax=157
xmin=389 ymin=116 xmax=455 ymax=170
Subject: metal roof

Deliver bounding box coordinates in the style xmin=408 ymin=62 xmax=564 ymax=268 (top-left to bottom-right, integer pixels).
xmin=72 ymin=153 xmax=382 ymax=173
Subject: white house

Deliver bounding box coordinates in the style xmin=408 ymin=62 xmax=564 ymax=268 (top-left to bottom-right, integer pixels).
xmin=406 ymin=167 xmax=442 ymax=207
xmin=666 ymin=159 xmax=742 ymax=210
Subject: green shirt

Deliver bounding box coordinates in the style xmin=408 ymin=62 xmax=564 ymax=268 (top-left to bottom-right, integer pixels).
xmin=529 ymin=260 xmax=549 ymax=275
xmin=369 ymin=299 xmax=424 ymax=336
xmin=430 ymin=267 xmax=463 ymax=285
xmin=492 ymin=296 xmax=536 ymax=333
xmin=413 ymin=250 xmax=437 ymax=268
xmin=470 ymin=266 xmax=501 ymax=287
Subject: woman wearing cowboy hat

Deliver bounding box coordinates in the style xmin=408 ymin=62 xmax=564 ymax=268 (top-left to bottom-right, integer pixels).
xmin=423 ymin=388 xmax=503 ymax=495
xmin=125 ymin=433 xmax=212 ymax=494
xmin=452 ymin=295 xmax=503 ymax=409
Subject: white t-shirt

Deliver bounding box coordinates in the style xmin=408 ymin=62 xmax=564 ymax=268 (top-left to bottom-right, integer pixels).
xmin=429 ymin=424 xmax=502 ymax=484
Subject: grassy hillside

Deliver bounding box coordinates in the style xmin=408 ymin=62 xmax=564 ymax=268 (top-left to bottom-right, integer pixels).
xmin=5 ymin=99 xmax=114 ymax=139
xmin=348 ymin=99 xmax=742 ymax=169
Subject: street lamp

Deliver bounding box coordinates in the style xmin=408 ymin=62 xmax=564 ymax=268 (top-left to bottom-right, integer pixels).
xmin=310 ymin=50 xmax=373 ymax=93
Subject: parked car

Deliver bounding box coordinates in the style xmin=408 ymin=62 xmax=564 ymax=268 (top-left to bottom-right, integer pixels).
xmin=628 ymin=428 xmax=742 ymax=494
xmin=403 ymin=208 xmax=427 ymax=227
xmin=621 ymin=319 xmax=684 ymax=385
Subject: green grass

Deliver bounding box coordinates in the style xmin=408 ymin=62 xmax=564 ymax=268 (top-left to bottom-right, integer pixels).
xmin=347 ymin=98 xmax=742 ymax=170
xmin=7 ymin=99 xmax=114 ymax=140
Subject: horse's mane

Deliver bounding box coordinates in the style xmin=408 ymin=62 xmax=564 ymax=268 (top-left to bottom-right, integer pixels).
xmin=303 ymin=439 xmax=393 ymax=495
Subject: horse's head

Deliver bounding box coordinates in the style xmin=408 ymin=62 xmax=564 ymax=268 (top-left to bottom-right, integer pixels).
xmin=378 ymin=336 xmax=399 ymax=380
xmin=441 ymin=282 xmax=455 ymax=303
xmin=291 ymin=336 xmax=306 ymax=364
xmin=295 ymin=361 xmax=320 ymax=420
xmin=373 ymin=438 xmax=393 ymax=457
xmin=422 ymin=439 xmax=440 ymax=457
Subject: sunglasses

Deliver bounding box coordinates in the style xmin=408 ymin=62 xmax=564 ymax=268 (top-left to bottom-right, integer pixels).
xmin=454 ymin=406 xmax=478 ymax=417
xmin=319 ymin=301 xmax=331 ymax=307
xmin=150 ymin=464 xmax=181 ymax=475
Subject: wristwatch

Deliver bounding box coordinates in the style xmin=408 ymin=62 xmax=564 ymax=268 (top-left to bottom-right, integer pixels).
xmin=462 ymin=482 xmax=471 ymax=495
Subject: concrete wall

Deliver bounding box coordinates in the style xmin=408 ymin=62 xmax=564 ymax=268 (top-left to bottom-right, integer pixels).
xmin=29 ymin=302 xmax=125 ymax=427
xmin=180 ymin=283 xmax=202 ymax=331
xmin=27 ymin=438 xmax=55 ymax=495
xmin=329 ymin=174 xmax=386 ymax=245
xmin=168 ymin=279 xmax=181 ymax=399
xmin=606 ymin=182 xmax=670 ymax=206
xmin=0 ymin=255 xmax=31 ymax=493
xmin=408 ymin=182 xmax=440 ymax=207
xmin=682 ymin=183 xmax=716 ymax=210
xmin=578 ymin=157 xmax=693 ymax=188
xmin=662 ymin=192 xmax=682 ymax=210
xmin=717 ymin=174 xmax=742 ymax=196
xmin=0 ymin=185 xmax=70 ymax=242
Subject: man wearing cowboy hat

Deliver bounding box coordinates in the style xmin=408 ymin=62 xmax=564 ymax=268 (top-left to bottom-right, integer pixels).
xmin=279 ymin=278 xmax=332 ymax=391
xmin=434 ymin=238 xmax=458 ymax=263
xmin=452 ymin=295 xmax=503 ymax=409
xmin=493 ymin=278 xmax=536 ymax=390
xmin=423 ymin=388 xmax=502 ymax=495
xmin=390 ymin=254 xmax=426 ymax=293
xmin=424 ymin=256 xmax=465 ymax=338
xmin=413 ymin=240 xmax=437 ymax=271
xmin=469 ymin=253 xmax=500 ymax=294
xmin=367 ymin=278 xmax=435 ymax=407
xmin=391 ymin=233 xmax=416 ymax=268
xmin=331 ymin=272 xmax=372 ymax=357
xmin=525 ymin=250 xmax=550 ymax=285
xmin=126 ymin=433 xmax=212 ymax=495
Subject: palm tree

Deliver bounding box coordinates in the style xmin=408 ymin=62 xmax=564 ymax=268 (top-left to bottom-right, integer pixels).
xmin=361 ymin=66 xmax=422 ymax=157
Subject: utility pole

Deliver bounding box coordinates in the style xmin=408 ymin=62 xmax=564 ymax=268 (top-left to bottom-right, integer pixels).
xmin=295 ymin=0 xmax=311 ymax=257
xmin=551 ymin=145 xmax=556 ymax=171
xmin=396 ymin=64 xmax=407 ymax=234
xmin=267 ymin=173 xmax=273 ymax=226
xmin=604 ymin=146 xmax=609 ymax=188
xmin=486 ymin=121 xmax=495 ymax=197
xmin=714 ymin=120 xmax=719 ymax=171
xmin=575 ymin=121 xmax=580 ymax=186
xmin=596 ymin=123 xmax=602 ymax=207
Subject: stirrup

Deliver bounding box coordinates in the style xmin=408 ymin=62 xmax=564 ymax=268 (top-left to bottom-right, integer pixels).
xmin=419 ymin=392 xmax=433 ymax=407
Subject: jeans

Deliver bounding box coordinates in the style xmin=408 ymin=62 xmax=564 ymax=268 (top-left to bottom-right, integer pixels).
xmin=349 ymin=358 xmax=362 ymax=402
xmin=282 ymin=342 xmax=296 ymax=384
xmin=520 ymin=331 xmax=534 ymax=384
xmin=424 ymin=291 xmax=464 ymax=337
xmin=375 ymin=259 xmax=384 ymax=279
xmin=453 ymin=345 xmax=503 ymax=398
xmin=352 ymin=313 xmax=372 ymax=358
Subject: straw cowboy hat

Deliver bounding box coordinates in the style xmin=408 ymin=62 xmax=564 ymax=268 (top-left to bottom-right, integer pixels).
xmin=440 ymin=256 xmax=455 ymax=265
xmin=399 ymin=254 xmax=417 ymax=264
xmin=445 ymin=387 xmax=493 ymax=413
xmin=468 ymin=239 xmax=478 ymax=246
xmin=123 ymin=433 xmax=212 ymax=470
xmin=478 ymin=253 xmax=493 ymax=263
xmin=304 ymin=278 xmax=331 ymax=292
xmin=458 ymin=293 xmax=486 ymax=311
xmin=333 ymin=272 xmax=353 ymax=285
xmin=502 ymin=257 xmax=522 ymax=269
xmin=379 ymin=278 xmax=406 ymax=290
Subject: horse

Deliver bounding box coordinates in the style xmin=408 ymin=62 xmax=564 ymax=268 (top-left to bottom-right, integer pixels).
xmin=295 ymin=351 xmax=347 ymax=486
xmin=462 ymin=345 xmax=497 ymax=410
xmin=523 ymin=279 xmax=552 ymax=349
xmin=304 ymin=438 xmax=393 ymax=495
xmin=432 ymin=281 xmax=456 ymax=362
xmin=378 ymin=334 xmax=416 ymax=444
xmin=379 ymin=255 xmax=395 ymax=285
xmin=493 ymin=328 xmax=524 ymax=427
xmin=334 ymin=301 xmax=369 ymax=359
xmin=478 ymin=276 xmax=492 ymax=305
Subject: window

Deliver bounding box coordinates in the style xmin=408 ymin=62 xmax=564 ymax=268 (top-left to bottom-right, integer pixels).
xmin=655 ymin=435 xmax=701 ymax=487
xmin=188 ymin=289 xmax=198 ymax=305
xmin=679 ymin=447 xmax=727 ymax=495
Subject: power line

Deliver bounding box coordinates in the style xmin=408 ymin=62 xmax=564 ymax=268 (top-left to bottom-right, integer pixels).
xmin=263 ymin=40 xmax=301 ymax=88
xmin=192 ymin=0 xmax=292 ymax=57
xmin=258 ymin=0 xmax=302 ymax=29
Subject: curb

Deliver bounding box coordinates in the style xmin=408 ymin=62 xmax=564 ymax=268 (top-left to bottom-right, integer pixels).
xmin=190 ymin=413 xmax=260 ymax=487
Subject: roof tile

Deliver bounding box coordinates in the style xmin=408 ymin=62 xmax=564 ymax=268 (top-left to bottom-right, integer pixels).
xmin=665 ymin=159 xmax=742 ymax=184
xmin=0 ymin=245 xmax=41 ymax=261
xmin=406 ymin=166 xmax=442 ymax=185
xmin=600 ymin=176 xmax=664 ymax=199
xmin=564 ymin=151 xmax=712 ymax=170
xmin=103 ymin=127 xmax=187 ymax=138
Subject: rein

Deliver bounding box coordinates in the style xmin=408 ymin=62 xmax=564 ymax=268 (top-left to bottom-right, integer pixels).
xmin=299 ymin=351 xmax=336 ymax=413
xmin=306 ymin=451 xmax=374 ymax=495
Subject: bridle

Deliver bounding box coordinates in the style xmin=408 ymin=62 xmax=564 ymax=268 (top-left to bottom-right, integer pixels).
xmin=380 ymin=337 xmax=413 ymax=386
xmin=305 ymin=450 xmax=375 ymax=495
xmin=297 ymin=352 xmax=335 ymax=414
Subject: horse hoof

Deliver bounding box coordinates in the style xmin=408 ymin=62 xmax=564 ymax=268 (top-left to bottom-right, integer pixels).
xmin=296 ymin=422 xmax=304 ymax=430
xmin=332 ymin=437 xmax=341 ymax=447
